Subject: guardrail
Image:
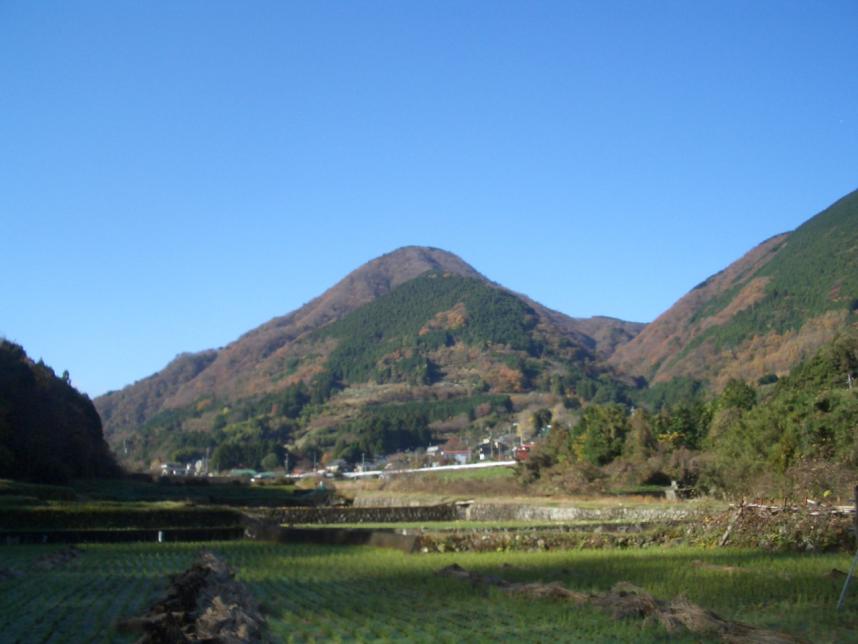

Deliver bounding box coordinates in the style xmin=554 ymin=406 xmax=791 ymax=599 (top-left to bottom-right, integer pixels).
xmin=341 ymin=460 xmax=517 ymax=479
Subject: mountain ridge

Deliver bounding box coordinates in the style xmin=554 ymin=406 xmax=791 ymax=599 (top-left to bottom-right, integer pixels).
xmin=610 ymin=189 xmax=858 ymax=388
xmin=95 ymin=246 xmax=642 ymax=451
xmin=91 ymin=188 xmax=858 ymax=473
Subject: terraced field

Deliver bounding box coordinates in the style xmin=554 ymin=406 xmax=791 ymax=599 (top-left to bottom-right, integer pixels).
xmin=0 ymin=542 xmax=855 ymax=642
xmin=0 ymin=544 xmax=197 ymax=643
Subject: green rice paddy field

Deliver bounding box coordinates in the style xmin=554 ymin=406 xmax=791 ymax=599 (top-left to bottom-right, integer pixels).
xmin=0 ymin=541 xmax=855 ymax=643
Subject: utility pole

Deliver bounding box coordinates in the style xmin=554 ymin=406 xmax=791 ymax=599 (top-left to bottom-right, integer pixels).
xmin=362 ymin=452 xmax=366 ymax=471
xmin=848 ymin=372 xmax=854 ymax=390
xmin=836 ymin=485 xmax=858 ymax=609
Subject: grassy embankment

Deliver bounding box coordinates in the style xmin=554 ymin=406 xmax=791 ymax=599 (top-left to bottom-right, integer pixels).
xmin=337 ymin=464 xmax=703 ymax=505
xmin=0 ymin=478 xmax=316 ymax=535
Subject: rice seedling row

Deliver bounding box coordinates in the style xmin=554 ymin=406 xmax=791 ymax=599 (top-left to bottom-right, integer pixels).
xmin=1 ymin=541 xmax=855 ymax=642
xmin=0 ymin=543 xmax=197 ymax=643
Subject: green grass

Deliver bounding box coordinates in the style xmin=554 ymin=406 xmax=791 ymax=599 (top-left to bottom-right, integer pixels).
xmin=605 ymin=484 xmax=668 ymax=496
xmin=0 ymin=479 xmax=77 ymax=501
xmin=0 ymin=542 xmax=854 ymax=642
xmin=425 ymin=466 xmax=516 ymax=482
xmin=0 ymin=543 xmax=198 ymax=643
xmin=70 ymin=478 xmax=310 ymax=507
xmin=0 ymin=501 xmax=241 ymax=530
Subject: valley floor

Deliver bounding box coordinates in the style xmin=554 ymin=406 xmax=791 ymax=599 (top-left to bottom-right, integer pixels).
xmin=0 ymin=541 xmax=855 ymax=642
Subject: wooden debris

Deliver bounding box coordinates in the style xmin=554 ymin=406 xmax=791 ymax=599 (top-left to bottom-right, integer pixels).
xmin=719 ymin=505 xmax=744 ymax=547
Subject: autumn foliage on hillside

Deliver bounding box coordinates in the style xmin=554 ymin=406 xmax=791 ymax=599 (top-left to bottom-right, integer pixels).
xmin=523 ymin=331 xmax=858 ymax=499
xmin=611 ymin=189 xmax=858 ymax=389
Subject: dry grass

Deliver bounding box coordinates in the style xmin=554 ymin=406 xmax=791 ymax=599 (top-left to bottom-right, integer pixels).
xmin=438 ymin=564 xmax=806 ymax=643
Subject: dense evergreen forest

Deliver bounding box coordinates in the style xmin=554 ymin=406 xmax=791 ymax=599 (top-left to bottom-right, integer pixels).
xmin=0 ymin=341 xmax=119 ymax=483
xmin=317 ymin=271 xmax=543 ymax=384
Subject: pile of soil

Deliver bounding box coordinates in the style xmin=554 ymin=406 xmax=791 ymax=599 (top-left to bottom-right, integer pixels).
xmin=0 ymin=545 xmax=80 ymax=581
xmin=34 ymin=545 xmax=81 ymax=570
xmin=437 ymin=564 xmax=805 ymax=643
xmin=118 ymin=551 xmax=265 ymax=643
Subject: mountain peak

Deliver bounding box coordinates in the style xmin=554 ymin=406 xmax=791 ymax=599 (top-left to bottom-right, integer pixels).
xmin=95 ymin=247 xmax=489 ymax=421
xmin=94 ymin=244 xmax=643 ymax=444
xmin=351 ymin=246 xmax=485 ymax=288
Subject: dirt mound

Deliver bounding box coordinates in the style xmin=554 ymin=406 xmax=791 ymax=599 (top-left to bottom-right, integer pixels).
xmin=118 ymin=551 xmax=265 ymax=643
xmin=0 ymin=546 xmax=80 ymax=581
xmin=34 ymin=546 xmax=81 ymax=570
xmin=437 ymin=564 xmax=804 ymax=644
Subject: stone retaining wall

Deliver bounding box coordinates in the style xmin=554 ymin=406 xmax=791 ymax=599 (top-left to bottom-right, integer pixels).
xmin=352 ymin=495 xmax=450 ymax=508
xmin=266 ymin=504 xmax=459 ymax=525
xmin=265 ymin=502 xmax=701 ymax=525
xmin=462 ymin=502 xmax=700 ymax=522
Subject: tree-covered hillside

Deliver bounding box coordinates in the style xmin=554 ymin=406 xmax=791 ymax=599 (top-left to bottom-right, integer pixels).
xmin=611 ymin=189 xmax=858 ymax=388
xmin=684 ymin=189 xmax=858 ymax=353
xmin=95 ymin=246 xmax=639 ymax=469
xmin=102 ymin=271 xmax=633 ymax=472
xmin=0 ymin=341 xmax=120 ymax=483
xmin=523 ymin=331 xmax=858 ymax=499
xmin=317 ymin=272 xmax=543 ymax=384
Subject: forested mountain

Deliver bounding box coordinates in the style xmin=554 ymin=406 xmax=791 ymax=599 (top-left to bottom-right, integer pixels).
xmin=95 ymin=247 xmax=641 ymax=470
xmin=0 ymin=341 xmax=119 ymax=483
xmin=610 ymin=190 xmax=858 ymax=389
xmin=93 ymin=189 xmax=858 ymax=480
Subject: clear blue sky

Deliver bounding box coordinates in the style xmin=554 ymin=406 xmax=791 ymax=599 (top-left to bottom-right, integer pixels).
xmin=2 ymin=1 xmax=857 ymax=397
